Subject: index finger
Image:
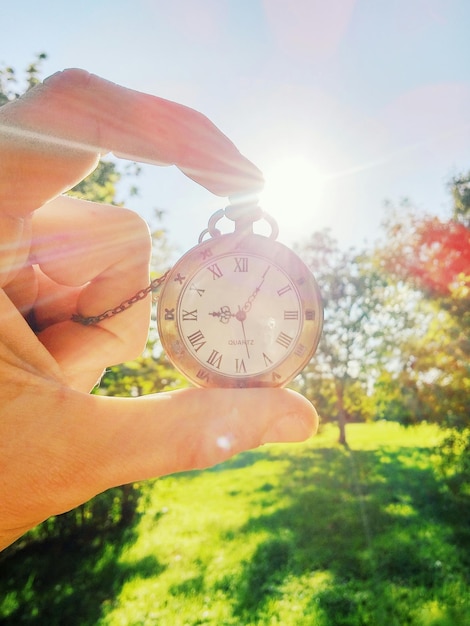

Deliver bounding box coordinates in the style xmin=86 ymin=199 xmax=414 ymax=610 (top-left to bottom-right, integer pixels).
xmin=0 ymin=69 xmax=263 ymax=214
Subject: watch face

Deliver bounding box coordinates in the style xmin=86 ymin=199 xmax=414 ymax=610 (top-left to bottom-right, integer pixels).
xmin=157 ymin=232 xmax=322 ymax=388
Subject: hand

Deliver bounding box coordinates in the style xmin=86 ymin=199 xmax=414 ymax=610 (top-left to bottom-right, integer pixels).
xmin=0 ymin=69 xmax=318 ymax=550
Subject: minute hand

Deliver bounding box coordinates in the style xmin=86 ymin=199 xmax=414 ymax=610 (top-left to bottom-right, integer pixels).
xmin=242 ymin=265 xmax=270 ymax=313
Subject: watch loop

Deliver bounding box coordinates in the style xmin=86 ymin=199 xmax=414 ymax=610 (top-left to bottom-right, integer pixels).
xmin=198 ymin=204 xmax=279 ymax=243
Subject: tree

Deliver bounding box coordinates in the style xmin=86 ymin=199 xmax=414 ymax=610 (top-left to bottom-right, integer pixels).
xmin=0 ymin=52 xmax=47 ymax=105
xmin=449 ymin=171 xmax=470 ymax=227
xmin=376 ymin=178 xmax=470 ymax=496
xmin=381 ymin=210 xmax=469 ymax=301
xmin=377 ymin=187 xmax=470 ymax=429
xmin=294 ymin=231 xmax=391 ymax=445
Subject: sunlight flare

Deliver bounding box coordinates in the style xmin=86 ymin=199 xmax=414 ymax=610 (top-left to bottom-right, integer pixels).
xmin=259 ymin=155 xmax=327 ymax=242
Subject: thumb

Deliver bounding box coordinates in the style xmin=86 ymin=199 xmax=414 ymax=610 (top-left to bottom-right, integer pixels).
xmin=1 ymin=386 xmax=317 ymax=548
xmin=90 ymin=388 xmax=317 ymax=486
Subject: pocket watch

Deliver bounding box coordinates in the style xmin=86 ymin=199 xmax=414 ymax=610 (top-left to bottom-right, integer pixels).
xmin=156 ymin=204 xmax=323 ymax=388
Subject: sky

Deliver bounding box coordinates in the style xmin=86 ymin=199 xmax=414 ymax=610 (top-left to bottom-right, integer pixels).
xmin=3 ymin=0 xmax=470 ymax=258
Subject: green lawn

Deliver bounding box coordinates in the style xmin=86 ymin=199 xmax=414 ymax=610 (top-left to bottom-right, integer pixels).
xmin=1 ymin=422 xmax=469 ymax=625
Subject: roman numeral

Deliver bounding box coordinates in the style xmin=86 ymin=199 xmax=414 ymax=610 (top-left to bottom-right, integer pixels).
xmin=207 ymin=349 xmax=223 ymax=369
xmin=235 ymin=358 xmax=247 ymax=374
xmin=263 ymin=353 xmax=273 ymax=367
xmin=182 ymin=309 xmax=198 ymax=321
xmin=234 ymin=257 xmax=248 ymax=272
xmin=196 ymin=369 xmax=210 ymax=383
xmin=277 ymin=284 xmax=292 ymax=296
xmin=284 ymin=310 xmax=299 ymax=320
xmin=276 ymin=331 xmax=293 ymax=349
xmin=164 ymin=308 xmax=175 ymax=320
xmin=272 ymin=371 xmax=282 ymax=382
xmin=295 ymin=343 xmax=307 ymax=357
xmin=190 ymin=284 xmax=205 ymax=297
xmin=187 ymin=329 xmax=206 ymax=352
xmin=173 ymin=273 xmax=186 ymax=285
xmin=207 ymin=263 xmax=223 ymax=279
xmin=305 ymin=309 xmax=315 ymax=320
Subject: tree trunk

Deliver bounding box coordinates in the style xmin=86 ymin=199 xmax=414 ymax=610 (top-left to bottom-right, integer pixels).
xmin=336 ymin=384 xmax=349 ymax=447
xmin=337 ymin=407 xmax=348 ymax=447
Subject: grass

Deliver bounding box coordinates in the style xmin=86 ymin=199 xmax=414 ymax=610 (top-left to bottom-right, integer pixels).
xmin=1 ymin=422 xmax=470 ymax=625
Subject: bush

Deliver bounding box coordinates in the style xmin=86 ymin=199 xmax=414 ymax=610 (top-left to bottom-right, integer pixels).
xmin=436 ymin=429 xmax=470 ymax=497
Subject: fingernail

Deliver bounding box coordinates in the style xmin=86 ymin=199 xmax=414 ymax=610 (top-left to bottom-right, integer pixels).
xmin=261 ymin=414 xmax=313 ymax=444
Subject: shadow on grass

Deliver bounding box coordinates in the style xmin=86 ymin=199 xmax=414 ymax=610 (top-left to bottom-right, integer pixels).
xmin=0 ymin=516 xmax=165 ymax=626
xmin=3 ymin=443 xmax=470 ymax=625
xmin=230 ymin=445 xmax=470 ymax=624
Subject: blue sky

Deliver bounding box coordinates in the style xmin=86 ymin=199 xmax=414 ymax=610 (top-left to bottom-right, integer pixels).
xmin=3 ymin=0 xmax=470 ymax=256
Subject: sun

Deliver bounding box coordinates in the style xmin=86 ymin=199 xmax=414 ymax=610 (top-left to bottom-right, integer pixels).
xmin=258 ymin=155 xmax=326 ymax=243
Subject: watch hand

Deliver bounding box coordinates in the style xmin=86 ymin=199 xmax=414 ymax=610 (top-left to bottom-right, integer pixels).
xmin=236 ymin=306 xmax=251 ymax=359
xmin=242 ymin=265 xmax=271 ymax=313
xmin=208 ymin=305 xmax=233 ymax=324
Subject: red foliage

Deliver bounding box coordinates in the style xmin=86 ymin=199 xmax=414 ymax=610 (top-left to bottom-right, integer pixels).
xmin=406 ymin=219 xmax=470 ymax=295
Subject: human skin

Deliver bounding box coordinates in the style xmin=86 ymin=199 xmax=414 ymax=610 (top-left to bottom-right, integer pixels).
xmin=0 ymin=70 xmax=317 ymax=550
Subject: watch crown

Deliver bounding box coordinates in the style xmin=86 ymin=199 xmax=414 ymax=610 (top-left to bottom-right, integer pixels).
xmin=225 ymin=202 xmax=263 ymax=226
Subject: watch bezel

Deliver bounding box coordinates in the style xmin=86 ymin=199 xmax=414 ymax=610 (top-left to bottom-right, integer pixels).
xmin=157 ymin=231 xmax=322 ymax=388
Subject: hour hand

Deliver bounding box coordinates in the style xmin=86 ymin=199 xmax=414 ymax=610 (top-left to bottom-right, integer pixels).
xmin=208 ymin=305 xmax=233 ymax=323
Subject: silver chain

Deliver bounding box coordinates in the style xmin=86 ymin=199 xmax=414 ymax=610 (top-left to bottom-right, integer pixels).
xmin=70 ymin=204 xmax=270 ymax=327
xmin=71 ymin=270 xmax=170 ymax=326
